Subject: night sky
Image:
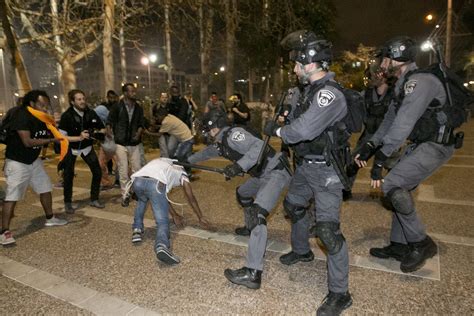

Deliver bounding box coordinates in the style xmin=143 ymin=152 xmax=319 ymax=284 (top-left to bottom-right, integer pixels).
xmin=332 ymin=0 xmax=456 ymax=52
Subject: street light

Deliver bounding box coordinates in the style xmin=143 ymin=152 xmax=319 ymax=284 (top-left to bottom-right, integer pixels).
xmin=425 ymin=14 xmax=434 ymax=22
xmin=140 ymin=54 xmax=157 ymax=96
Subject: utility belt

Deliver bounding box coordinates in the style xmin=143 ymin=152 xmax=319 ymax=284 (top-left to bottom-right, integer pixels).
xmin=412 ymin=126 xmax=464 ymax=149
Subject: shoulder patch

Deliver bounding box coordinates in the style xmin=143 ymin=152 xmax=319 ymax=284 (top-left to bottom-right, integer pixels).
xmin=231 ymin=131 xmax=245 ymax=142
xmin=404 ymin=79 xmax=417 ymax=95
xmin=317 ymin=89 xmax=336 ymax=107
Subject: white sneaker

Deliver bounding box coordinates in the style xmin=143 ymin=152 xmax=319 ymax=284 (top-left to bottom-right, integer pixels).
xmin=1 ymin=230 xmax=16 ymax=245
xmin=45 ymin=216 xmax=68 ymax=227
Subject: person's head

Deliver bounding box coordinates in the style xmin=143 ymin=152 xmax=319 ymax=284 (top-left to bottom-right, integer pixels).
xmin=122 ymin=83 xmax=137 ymax=101
xmin=203 ymin=109 xmax=227 ymax=138
xmin=380 ymin=36 xmax=417 ymax=79
xmin=210 ymin=92 xmax=218 ymax=104
xmin=68 ymin=89 xmax=87 ymax=111
xmin=106 ymin=90 xmax=118 ymax=104
xmin=22 ymin=90 xmax=50 ymax=113
xmin=281 ymin=30 xmax=332 ymax=84
xmin=154 ymin=106 xmax=168 ymax=124
xmin=159 ymin=92 xmax=169 ymax=104
xmin=169 ymin=85 xmax=180 ymax=98
xmin=229 ymin=93 xmax=242 ymax=105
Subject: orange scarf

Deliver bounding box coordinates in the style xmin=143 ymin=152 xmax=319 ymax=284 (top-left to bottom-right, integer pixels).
xmin=27 ymin=106 xmax=69 ymax=161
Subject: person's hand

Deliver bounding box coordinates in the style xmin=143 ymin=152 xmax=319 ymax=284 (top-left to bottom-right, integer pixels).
xmin=80 ymin=130 xmax=90 ymax=141
xmin=172 ymin=213 xmax=186 ymax=229
xmin=263 ymin=121 xmax=279 ymax=137
xmin=223 ymin=163 xmax=243 ymax=180
xmin=370 ymin=150 xmax=388 ymax=188
xmin=198 ymin=217 xmax=213 ymax=230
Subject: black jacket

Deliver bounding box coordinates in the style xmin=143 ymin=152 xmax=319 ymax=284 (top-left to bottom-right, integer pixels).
xmin=167 ymin=96 xmax=189 ymax=126
xmin=59 ymin=106 xmax=104 ymax=150
xmin=107 ymin=99 xmax=145 ymax=146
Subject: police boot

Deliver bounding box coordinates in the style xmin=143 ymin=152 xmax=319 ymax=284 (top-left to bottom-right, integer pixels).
xmin=369 ymin=242 xmax=410 ymax=262
xmin=342 ymin=189 xmax=352 ymax=201
xmin=317 ymin=291 xmax=352 ymax=316
xmin=400 ymin=236 xmax=437 ymax=273
xmin=234 ymin=226 xmax=250 ymax=236
xmin=279 ymin=250 xmax=314 ymax=265
xmin=224 ymin=267 xmax=262 ymax=289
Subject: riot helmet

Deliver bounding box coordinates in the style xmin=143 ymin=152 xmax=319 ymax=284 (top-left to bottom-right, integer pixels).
xmin=203 ymin=109 xmax=228 ymax=131
xmin=280 ymin=30 xmax=332 ymax=66
xmin=381 ymin=36 xmax=417 ymax=62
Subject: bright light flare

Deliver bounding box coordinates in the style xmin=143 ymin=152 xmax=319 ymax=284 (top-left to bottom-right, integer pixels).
xmin=421 ymin=40 xmax=433 ymax=52
xmin=149 ymin=54 xmax=158 ymax=63
xmin=141 ymin=56 xmax=149 ymax=65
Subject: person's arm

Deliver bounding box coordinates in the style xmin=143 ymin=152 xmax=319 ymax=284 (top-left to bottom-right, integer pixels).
xmin=133 ymin=107 xmax=145 ymax=141
xmin=17 ymin=130 xmax=59 ymax=147
xmin=168 ymin=203 xmax=185 ymax=229
xmin=182 ymin=180 xmax=211 ymax=229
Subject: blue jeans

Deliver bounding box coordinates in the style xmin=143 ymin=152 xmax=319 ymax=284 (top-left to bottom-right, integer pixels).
xmin=132 ymin=177 xmax=170 ymax=249
xmin=174 ymin=139 xmax=194 ymax=162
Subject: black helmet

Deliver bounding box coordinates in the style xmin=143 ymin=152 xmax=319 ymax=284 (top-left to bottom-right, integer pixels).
xmin=382 ymin=36 xmax=417 ymax=62
xmin=280 ymin=30 xmax=332 ymax=65
xmin=203 ymin=109 xmax=227 ymax=131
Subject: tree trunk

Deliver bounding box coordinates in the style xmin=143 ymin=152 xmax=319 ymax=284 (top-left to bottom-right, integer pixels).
xmin=60 ymin=57 xmax=77 ymax=109
xmin=51 ymin=0 xmax=65 ymax=108
xmin=199 ymin=1 xmax=213 ymax=106
xmin=0 ymin=0 xmax=31 ymax=94
xmin=248 ymin=66 xmax=254 ymax=101
xmin=103 ymin=0 xmax=115 ymax=95
xmin=164 ymin=0 xmax=173 ymax=86
xmin=224 ymin=0 xmax=237 ymax=99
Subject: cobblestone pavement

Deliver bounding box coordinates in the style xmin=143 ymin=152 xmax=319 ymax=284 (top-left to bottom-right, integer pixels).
xmin=1 ymin=121 xmax=473 ymax=315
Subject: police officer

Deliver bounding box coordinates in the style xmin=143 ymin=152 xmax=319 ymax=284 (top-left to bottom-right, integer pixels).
xmin=188 ymin=109 xmax=291 ymax=289
xmin=355 ymin=36 xmax=450 ymax=273
xmin=344 ymin=56 xmax=395 ymax=200
xmin=264 ymin=30 xmax=351 ymax=316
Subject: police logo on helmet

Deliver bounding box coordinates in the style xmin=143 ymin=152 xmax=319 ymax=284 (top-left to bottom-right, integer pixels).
xmin=316 ymin=90 xmax=336 ymax=107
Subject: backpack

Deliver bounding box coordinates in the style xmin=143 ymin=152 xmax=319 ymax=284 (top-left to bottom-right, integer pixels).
xmin=326 ymin=81 xmax=366 ymax=133
xmin=412 ymin=63 xmax=473 ymax=129
xmin=0 ymin=106 xmax=21 ymax=144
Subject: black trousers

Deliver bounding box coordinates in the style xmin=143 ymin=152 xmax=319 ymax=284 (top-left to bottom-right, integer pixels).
xmin=63 ymin=149 xmax=102 ymax=203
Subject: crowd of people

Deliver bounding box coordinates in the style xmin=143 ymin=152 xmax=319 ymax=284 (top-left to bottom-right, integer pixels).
xmin=0 ymin=29 xmax=470 ymax=316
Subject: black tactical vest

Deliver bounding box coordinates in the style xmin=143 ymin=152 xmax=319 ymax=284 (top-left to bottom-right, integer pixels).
xmin=290 ymin=82 xmax=333 ymax=157
xmin=394 ymin=71 xmax=444 ymax=143
xmin=364 ymin=87 xmax=393 ymax=134
xmin=219 ymin=126 xmax=275 ymax=177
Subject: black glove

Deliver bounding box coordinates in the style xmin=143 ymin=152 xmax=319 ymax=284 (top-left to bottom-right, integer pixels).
xmin=279 ymin=104 xmax=292 ymax=117
xmin=357 ymin=141 xmax=377 ymax=161
xmin=223 ymin=163 xmax=243 ymax=180
xmin=370 ymin=150 xmax=388 ymax=180
xmin=263 ymin=121 xmax=279 ymax=137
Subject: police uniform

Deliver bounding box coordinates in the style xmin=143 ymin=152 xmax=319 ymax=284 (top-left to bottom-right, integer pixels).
xmin=360 ymin=36 xmax=453 ymax=273
xmin=368 ymin=62 xmax=451 ymax=271
xmin=278 ymin=72 xmax=350 ymax=295
xmin=188 ymin=124 xmax=291 ymax=280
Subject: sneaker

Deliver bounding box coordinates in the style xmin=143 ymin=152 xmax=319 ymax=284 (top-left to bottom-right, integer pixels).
xmin=279 ymin=250 xmax=314 ymax=266
xmin=64 ymin=203 xmax=78 ymax=214
xmin=1 ymin=230 xmax=16 ymax=246
xmin=131 ymin=228 xmax=143 ymax=243
xmin=369 ymin=242 xmax=410 ymax=262
xmin=234 ymin=226 xmax=250 ymax=236
xmin=400 ymin=236 xmax=437 ymax=273
xmin=156 ymin=244 xmax=180 ymax=265
xmin=45 ymin=216 xmax=68 ymax=227
xmin=89 ymin=200 xmax=105 ymax=209
xmin=121 ymin=196 xmax=130 ymax=207
xmin=114 ymin=180 xmax=121 ymax=188
xmin=317 ymin=291 xmax=352 ymax=316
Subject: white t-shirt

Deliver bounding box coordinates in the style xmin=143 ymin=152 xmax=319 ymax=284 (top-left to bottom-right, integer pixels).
xmin=131 ymin=158 xmax=188 ymax=193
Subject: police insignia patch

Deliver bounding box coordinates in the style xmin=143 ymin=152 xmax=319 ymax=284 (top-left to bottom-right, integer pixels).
xmin=317 ymin=90 xmax=336 ymax=107
xmin=231 ymin=131 xmax=245 ymax=142
xmin=404 ymin=79 xmax=417 ymax=94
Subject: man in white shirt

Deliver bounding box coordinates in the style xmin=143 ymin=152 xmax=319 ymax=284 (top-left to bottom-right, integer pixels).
xmin=127 ymin=158 xmax=210 ymax=265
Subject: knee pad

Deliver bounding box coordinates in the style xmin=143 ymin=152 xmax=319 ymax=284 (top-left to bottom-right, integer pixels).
xmin=245 ymin=204 xmax=269 ymax=231
xmin=236 ymin=187 xmax=254 ymax=207
xmin=283 ymin=199 xmax=306 ymax=224
xmin=314 ymin=221 xmax=345 ymax=255
xmin=387 ymin=188 xmax=414 ymax=215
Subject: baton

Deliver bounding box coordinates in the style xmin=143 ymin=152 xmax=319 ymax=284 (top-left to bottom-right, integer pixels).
xmin=172 ymin=161 xmax=226 ymax=174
